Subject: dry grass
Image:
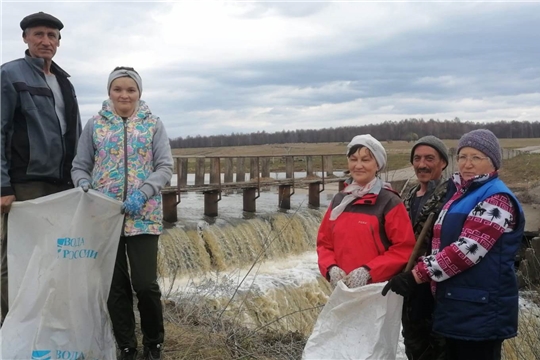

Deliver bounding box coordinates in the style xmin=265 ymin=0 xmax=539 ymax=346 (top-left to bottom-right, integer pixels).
xmin=499 ymin=153 xmax=540 ymax=188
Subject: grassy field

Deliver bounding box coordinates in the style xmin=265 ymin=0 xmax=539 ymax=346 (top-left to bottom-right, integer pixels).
xmin=172 ymin=138 xmax=540 ymax=157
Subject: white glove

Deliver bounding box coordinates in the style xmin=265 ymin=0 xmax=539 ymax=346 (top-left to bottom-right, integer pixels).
xmin=343 ymin=267 xmax=371 ymax=288
xmin=328 ymin=266 xmax=347 ymax=287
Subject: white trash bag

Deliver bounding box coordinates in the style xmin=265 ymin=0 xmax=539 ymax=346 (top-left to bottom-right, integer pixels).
xmin=0 ymin=188 xmax=124 ymax=360
xmin=303 ymin=281 xmax=403 ymax=360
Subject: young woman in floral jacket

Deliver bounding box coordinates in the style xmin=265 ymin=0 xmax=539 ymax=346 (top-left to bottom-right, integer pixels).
xmin=71 ymin=67 xmax=173 ymax=360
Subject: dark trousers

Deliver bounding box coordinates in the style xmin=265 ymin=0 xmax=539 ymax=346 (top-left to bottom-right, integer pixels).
xmin=444 ymin=338 xmax=502 ymax=360
xmin=107 ymin=234 xmax=164 ymax=349
xmin=402 ymin=283 xmax=446 ymax=360
xmin=1 ymin=182 xmax=72 ymax=322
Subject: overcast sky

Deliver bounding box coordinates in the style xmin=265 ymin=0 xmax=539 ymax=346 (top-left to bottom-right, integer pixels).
xmin=2 ymin=1 xmax=540 ymax=139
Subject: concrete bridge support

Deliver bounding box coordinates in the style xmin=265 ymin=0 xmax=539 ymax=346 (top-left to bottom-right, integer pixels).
xmin=204 ymin=190 xmax=219 ymax=217
xmin=278 ymin=185 xmax=292 ymax=210
xmin=309 ymin=182 xmax=321 ymax=207
xmin=243 ymin=187 xmax=257 ymax=212
xmin=162 ymin=189 xmax=179 ymax=223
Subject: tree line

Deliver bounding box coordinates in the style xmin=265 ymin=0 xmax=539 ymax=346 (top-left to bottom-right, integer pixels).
xmin=170 ymin=118 xmax=540 ymax=149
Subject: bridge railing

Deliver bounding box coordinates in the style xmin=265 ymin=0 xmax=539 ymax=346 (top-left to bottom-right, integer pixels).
xmin=162 ymin=154 xmax=347 ymax=221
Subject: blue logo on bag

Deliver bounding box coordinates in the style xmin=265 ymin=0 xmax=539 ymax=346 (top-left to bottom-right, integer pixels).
xmin=56 ymin=237 xmax=98 ymax=260
xmin=31 ymin=350 xmax=51 ymax=360
xmin=32 ymin=349 xmax=94 ymax=360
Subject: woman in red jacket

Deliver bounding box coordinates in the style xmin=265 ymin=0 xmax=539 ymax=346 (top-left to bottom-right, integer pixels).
xmin=317 ymin=134 xmax=415 ymax=288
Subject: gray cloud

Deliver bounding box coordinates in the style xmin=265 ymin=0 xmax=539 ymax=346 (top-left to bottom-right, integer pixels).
xmin=2 ymin=2 xmax=539 ymax=138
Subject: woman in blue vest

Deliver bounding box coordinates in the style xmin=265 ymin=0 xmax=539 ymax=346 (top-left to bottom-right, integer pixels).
xmin=383 ymin=129 xmax=525 ymax=360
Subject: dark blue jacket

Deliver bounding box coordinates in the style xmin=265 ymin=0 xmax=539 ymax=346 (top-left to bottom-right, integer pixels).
xmin=432 ymin=176 xmax=524 ymax=341
xmin=1 ymin=51 xmax=81 ymax=195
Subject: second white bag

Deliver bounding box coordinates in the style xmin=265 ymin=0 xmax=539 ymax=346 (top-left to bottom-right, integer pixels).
xmin=303 ymin=281 xmax=403 ymax=360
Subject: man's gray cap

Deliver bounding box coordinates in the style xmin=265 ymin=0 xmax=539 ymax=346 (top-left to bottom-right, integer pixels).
xmin=20 ymin=12 xmax=64 ymax=31
xmin=410 ymin=135 xmax=449 ymax=169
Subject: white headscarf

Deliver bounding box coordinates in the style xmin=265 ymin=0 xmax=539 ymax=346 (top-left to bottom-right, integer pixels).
xmin=330 ymin=135 xmax=390 ymax=220
xmin=346 ymin=134 xmax=387 ymax=171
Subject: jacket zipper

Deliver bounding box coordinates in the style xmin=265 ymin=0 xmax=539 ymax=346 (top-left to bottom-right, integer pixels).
xmin=43 ymin=72 xmax=66 ymax=180
xmin=123 ymin=119 xmax=128 ymax=201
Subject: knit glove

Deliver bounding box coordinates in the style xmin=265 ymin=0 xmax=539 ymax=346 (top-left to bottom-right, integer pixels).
xmin=79 ymin=180 xmax=91 ymax=193
xmin=328 ymin=266 xmax=347 ymax=287
xmin=343 ymin=267 xmax=371 ymax=288
xmin=382 ymin=271 xmax=417 ymax=297
xmin=121 ymin=189 xmax=147 ymax=215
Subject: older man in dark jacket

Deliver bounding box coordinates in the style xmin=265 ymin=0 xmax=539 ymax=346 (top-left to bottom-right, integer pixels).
xmin=401 ymin=136 xmax=450 ymax=360
xmin=0 ymin=11 xmax=81 ymax=323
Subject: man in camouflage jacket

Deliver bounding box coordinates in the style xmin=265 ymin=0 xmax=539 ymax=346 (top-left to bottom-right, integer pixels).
xmin=402 ymin=136 xmax=450 ymax=360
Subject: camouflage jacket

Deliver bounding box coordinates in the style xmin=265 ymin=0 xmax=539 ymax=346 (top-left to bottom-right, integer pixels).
xmin=403 ymin=178 xmax=450 ymax=256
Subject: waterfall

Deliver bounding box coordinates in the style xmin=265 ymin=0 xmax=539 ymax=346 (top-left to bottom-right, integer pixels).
xmin=157 ymin=208 xmax=331 ymax=335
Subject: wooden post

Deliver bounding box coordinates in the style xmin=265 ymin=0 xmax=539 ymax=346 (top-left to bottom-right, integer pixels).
xmin=250 ymin=158 xmax=258 ymax=180
xmin=178 ymin=158 xmax=188 ymax=186
xmin=224 ymin=158 xmax=234 ymax=183
xmin=278 ymin=185 xmax=291 ymax=210
xmin=195 ymin=158 xmax=205 ymax=185
xmin=338 ymin=180 xmax=346 ymax=191
xmin=236 ymin=158 xmax=245 ymax=182
xmin=210 ymin=158 xmax=220 ymax=184
xmin=285 ymin=156 xmax=294 ymax=179
xmin=325 ymin=155 xmax=334 ymax=176
xmin=306 ymin=156 xmax=314 ymax=176
xmin=204 ymin=190 xmax=219 ymax=217
xmin=261 ymin=158 xmax=270 ymax=178
xmin=309 ymin=182 xmax=320 ymax=207
xmin=243 ymin=187 xmax=256 ymax=212
xmin=161 ymin=189 xmax=178 ymax=223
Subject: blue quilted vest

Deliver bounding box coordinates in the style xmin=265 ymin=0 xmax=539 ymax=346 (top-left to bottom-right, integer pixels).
xmin=432 ymin=176 xmax=524 ymax=341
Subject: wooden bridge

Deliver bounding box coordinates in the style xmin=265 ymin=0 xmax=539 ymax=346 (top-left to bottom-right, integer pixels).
xmin=161 ymin=154 xmax=350 ymax=221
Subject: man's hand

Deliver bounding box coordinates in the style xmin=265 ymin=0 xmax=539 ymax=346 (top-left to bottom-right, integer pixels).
xmin=343 ymin=267 xmax=371 ymax=288
xmin=1 ymin=195 xmax=16 ymax=214
xmin=382 ymin=271 xmax=418 ymax=297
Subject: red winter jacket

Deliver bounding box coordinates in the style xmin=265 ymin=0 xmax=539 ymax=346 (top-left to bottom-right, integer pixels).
xmin=317 ymin=188 xmax=415 ymax=283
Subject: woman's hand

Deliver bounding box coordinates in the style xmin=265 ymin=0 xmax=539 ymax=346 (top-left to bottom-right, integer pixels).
xmin=328 ymin=266 xmax=347 ymax=287
xmin=343 ymin=267 xmax=371 ymax=288
xmin=121 ymin=189 xmax=147 ymax=215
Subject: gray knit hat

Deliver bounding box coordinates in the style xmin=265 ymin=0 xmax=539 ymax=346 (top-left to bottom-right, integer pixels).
xmin=410 ymin=135 xmax=449 ymax=170
xmin=107 ymin=67 xmax=142 ymax=98
xmin=457 ymin=129 xmax=501 ymax=169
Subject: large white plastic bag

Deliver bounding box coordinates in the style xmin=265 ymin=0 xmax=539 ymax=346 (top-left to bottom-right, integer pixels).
xmin=303 ymin=281 xmax=403 ymax=360
xmin=0 ymin=188 xmax=124 ymax=360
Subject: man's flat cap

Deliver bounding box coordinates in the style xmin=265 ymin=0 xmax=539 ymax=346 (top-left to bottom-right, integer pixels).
xmin=20 ymin=12 xmax=64 ymax=31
